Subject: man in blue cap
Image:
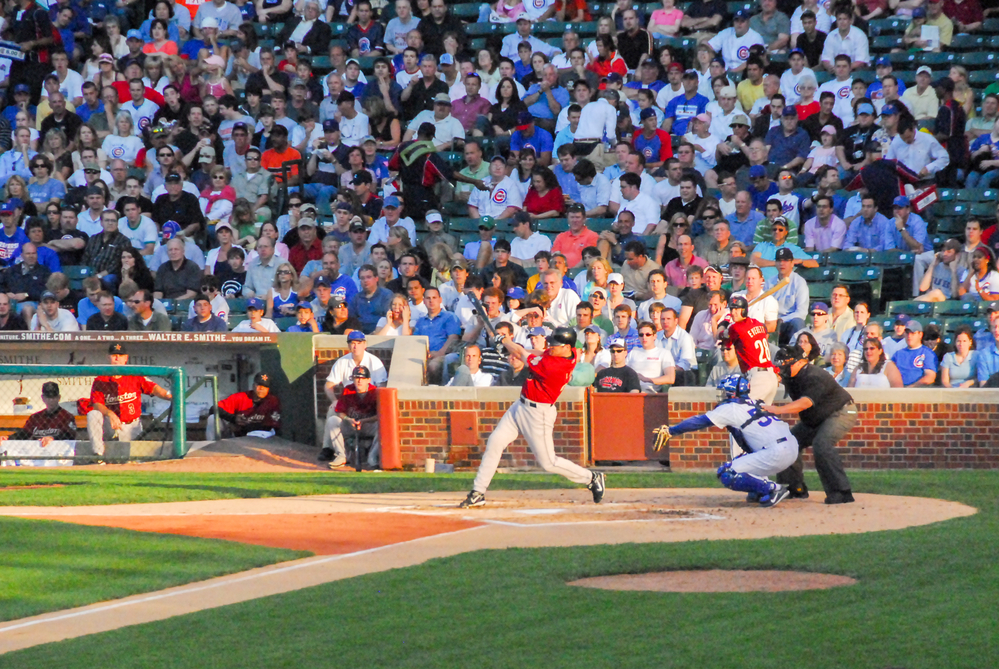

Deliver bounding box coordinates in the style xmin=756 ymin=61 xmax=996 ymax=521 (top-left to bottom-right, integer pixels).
xmin=632 ymin=107 xmax=672 ymax=171
xmin=707 ymin=9 xmax=764 ymax=73
xmin=867 ymin=56 xmax=906 ymax=108
xmin=509 ymin=111 xmax=554 ymax=166
xmin=231 ymin=298 xmax=281 ymax=332
xmin=0 ymin=200 xmax=29 ymax=268
xmin=765 ymin=105 xmax=810 ymax=173
xmin=838 ymin=102 xmax=878 ymax=177
xmin=286 ymin=301 xmax=320 ymax=333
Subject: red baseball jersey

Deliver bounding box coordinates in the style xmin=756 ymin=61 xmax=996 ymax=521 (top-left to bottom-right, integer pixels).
xmin=90 ymin=376 xmax=158 ymax=423
xmin=726 ymin=317 xmax=776 ymax=373
xmin=218 ymin=392 xmax=282 ymax=431
xmin=335 ymin=385 xmax=378 ymax=420
xmin=9 ymin=408 xmax=77 ymax=441
xmin=522 ymin=350 xmax=578 ymax=404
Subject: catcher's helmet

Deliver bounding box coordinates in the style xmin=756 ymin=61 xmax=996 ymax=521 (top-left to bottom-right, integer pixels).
xmin=717 ymin=374 xmax=751 ymax=400
xmin=546 ymin=326 xmax=577 ymax=348
xmin=728 ymin=294 xmax=748 ymax=311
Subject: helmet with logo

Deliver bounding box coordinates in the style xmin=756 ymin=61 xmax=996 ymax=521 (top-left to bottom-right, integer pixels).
xmin=773 ymin=345 xmax=806 ymax=378
xmin=546 ymin=326 xmax=577 ymax=348
xmin=728 ymin=295 xmax=748 ymax=312
xmin=717 ymin=374 xmax=751 ymax=401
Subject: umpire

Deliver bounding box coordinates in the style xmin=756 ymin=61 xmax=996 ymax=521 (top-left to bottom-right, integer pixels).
xmin=762 ymin=345 xmax=856 ymax=505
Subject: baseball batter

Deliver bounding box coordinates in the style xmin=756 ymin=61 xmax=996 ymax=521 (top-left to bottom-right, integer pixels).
xmin=654 ymin=375 xmax=797 ymax=507
xmin=87 ymin=342 xmax=172 ymax=457
xmin=459 ymin=326 xmax=606 ymax=508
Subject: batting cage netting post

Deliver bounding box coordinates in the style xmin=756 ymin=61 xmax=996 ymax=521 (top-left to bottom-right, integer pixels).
xmin=0 ymin=364 xmax=188 ymax=464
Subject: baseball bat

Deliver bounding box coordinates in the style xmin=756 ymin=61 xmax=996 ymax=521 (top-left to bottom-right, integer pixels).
xmin=465 ymin=291 xmax=499 ymax=340
xmin=749 ymin=275 xmax=791 ymax=306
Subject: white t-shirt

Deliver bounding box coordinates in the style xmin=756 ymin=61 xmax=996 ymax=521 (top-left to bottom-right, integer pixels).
xmin=339 ymin=112 xmax=371 ymax=147
xmin=779 ymin=67 xmax=815 ymax=106
xmin=707 ymin=27 xmax=765 ymax=71
xmin=614 ymin=192 xmax=662 ymax=232
xmin=231 ymin=318 xmax=281 ymax=333
xmin=817 ymin=77 xmax=855 ymax=126
xmin=510 ymin=232 xmax=552 ymax=261
xmin=368 ymin=216 xmax=416 ymax=246
xmin=119 ymin=215 xmax=158 ymax=250
xmin=395 ymin=68 xmax=421 ymax=88
xmin=609 ymin=172 xmax=657 ymax=204
xmin=447 ymin=369 xmax=494 ymax=387
xmin=31 ymin=308 xmax=80 ymax=332
xmin=523 ymin=0 xmax=556 ymax=20
xmin=122 ymin=98 xmax=161 ymax=134
xmin=638 ymin=295 xmax=682 ymax=321
xmin=683 ymin=132 xmax=720 ymax=168
xmin=626 ymin=345 xmax=676 ymax=392
xmin=960 ymin=269 xmax=999 ymax=299
xmin=469 ymin=175 xmax=523 ymax=218
xmin=655 ymin=84 xmax=684 ymax=111
xmin=732 ymin=290 xmax=780 ymax=324
xmin=547 ymin=288 xmax=581 ymax=328
xmin=408 ymin=110 xmax=466 ymax=149
xmin=326 ymin=351 xmax=389 ymax=386
xmin=49 ymin=69 xmax=85 ymax=102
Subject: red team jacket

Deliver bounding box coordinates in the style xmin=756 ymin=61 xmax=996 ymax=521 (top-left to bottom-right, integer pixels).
xmin=90 ymin=376 xmax=158 ymax=423
xmin=522 ymin=351 xmax=578 ymax=404
xmin=8 ymin=408 xmax=77 ymax=441
xmin=334 ymin=385 xmax=378 ymax=420
xmin=725 ymin=318 xmax=776 ymax=373
xmin=217 ymin=392 xmax=282 ymax=433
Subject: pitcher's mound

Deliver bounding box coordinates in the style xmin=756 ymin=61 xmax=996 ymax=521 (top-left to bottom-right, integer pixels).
xmin=569 ymin=569 xmax=857 ymax=593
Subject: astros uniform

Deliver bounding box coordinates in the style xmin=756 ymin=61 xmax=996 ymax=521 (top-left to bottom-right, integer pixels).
xmin=86 ymin=375 xmax=157 ymax=455
xmin=471 ymin=350 xmax=593 ymax=493
xmin=723 ymin=316 xmax=780 ymax=456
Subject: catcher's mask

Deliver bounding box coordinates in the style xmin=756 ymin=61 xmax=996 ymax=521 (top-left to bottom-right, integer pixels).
xmin=773 ymin=344 xmax=807 ymax=379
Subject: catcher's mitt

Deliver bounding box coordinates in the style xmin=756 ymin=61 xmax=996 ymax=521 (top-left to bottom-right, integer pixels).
xmin=652 ymin=425 xmax=672 ymax=452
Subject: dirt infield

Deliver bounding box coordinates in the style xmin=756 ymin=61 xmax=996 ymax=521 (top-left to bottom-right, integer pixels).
xmin=0 ymin=488 xmax=976 ymax=655
xmin=569 ymin=570 xmax=859 ymax=593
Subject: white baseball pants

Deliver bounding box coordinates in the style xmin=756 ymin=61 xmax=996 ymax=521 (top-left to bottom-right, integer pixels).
xmin=730 ymin=368 xmax=781 ymax=458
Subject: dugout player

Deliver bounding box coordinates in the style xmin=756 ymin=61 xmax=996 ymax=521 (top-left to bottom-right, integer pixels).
xmin=0 ymin=382 xmax=76 ymax=446
xmin=459 ymin=327 xmax=606 ymax=508
xmin=763 ymin=345 xmax=857 ymax=504
xmin=323 ymin=365 xmax=379 ymax=469
xmin=87 ymin=343 xmax=173 ymax=458
xmin=654 ymin=375 xmax=798 ymax=507
xmin=207 ymin=373 xmax=282 ymax=440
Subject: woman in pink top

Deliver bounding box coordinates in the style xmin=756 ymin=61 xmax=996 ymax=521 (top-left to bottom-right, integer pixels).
xmin=648 ymin=0 xmax=684 ymax=37
xmin=143 ymin=19 xmax=179 ymax=55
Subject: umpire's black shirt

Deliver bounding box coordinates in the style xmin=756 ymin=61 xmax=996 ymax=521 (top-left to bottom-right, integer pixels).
xmin=783 ymin=364 xmax=853 ymax=428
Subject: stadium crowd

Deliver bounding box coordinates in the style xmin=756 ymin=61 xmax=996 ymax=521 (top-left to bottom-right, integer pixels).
xmin=1 ymin=0 xmax=999 ymax=390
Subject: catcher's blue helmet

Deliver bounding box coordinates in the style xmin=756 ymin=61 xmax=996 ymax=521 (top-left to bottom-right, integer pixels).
xmin=717 ymin=374 xmax=751 ymax=400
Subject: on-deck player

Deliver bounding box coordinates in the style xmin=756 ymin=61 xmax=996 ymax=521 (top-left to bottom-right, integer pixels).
xmin=654 ymin=375 xmax=797 ymax=507
xmin=86 ymin=342 xmax=173 ymax=459
xmin=459 ymin=326 xmax=606 ymax=508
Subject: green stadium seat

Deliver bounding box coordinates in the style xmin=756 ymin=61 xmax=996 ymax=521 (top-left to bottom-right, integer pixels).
xmin=871 ymin=35 xmax=903 ymax=52
xmin=796 ymin=266 xmax=835 ymax=282
xmin=935 ymin=188 xmax=957 ymax=201
xmin=537 ymin=218 xmax=568 ymax=233
xmin=935 ymin=218 xmax=965 ymax=236
xmin=967 ymin=70 xmax=999 ymax=86
xmin=950 ymin=34 xmax=986 ymax=50
xmin=160 ymin=299 xmax=176 ymax=314
xmin=871 ymin=250 xmax=916 ymax=267
xmin=970 ymin=202 xmax=995 ymax=217
xmin=64 ymin=265 xmax=92 ymax=289
xmin=982 ymin=17 xmax=999 ymax=32
xmin=452 ymin=3 xmax=480 ymax=17
xmin=888 ymin=51 xmax=918 ymax=68
xmin=469 ymin=38 xmax=488 ymax=51
xmin=228 ymin=298 xmax=248 ymax=315
xmin=932 ymin=300 xmax=978 ymax=317
xmin=886 ymin=300 xmax=932 ymax=316
xmin=836 ymin=266 xmax=883 ymax=304
xmin=943 ymin=316 xmax=986 ymax=333
xmin=917 ymin=52 xmax=955 ymax=66
xmin=465 ymin=22 xmax=495 ymax=36
xmin=956 ymin=188 xmax=984 ymax=202
xmin=934 ymin=202 xmax=969 ymax=218
xmin=983 ymin=189 xmax=998 ymax=201
xmin=959 ymin=52 xmax=999 ymax=70
xmin=587 ymin=218 xmax=616 ymax=233
xmin=643 ymin=235 xmax=659 ymax=251
xmin=442 ymin=201 xmax=467 ymax=216
xmin=826 ymin=250 xmax=870 ymax=266
xmin=274 ymin=317 xmax=298 ymax=331
xmin=869 ymin=17 xmax=907 ymax=34
xmin=807 ymin=282 xmax=834 ymax=300
xmin=448 ymin=217 xmax=481 ymax=233
xmin=176 ymin=299 xmax=193 ymax=316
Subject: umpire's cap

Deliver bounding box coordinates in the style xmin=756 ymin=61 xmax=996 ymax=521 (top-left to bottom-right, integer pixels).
xmin=728 ymin=295 xmax=748 ymax=311
xmin=253 ymin=372 xmax=271 ymax=388
xmin=108 ymin=342 xmax=128 ymax=355
xmin=546 ymin=326 xmax=577 ymax=348
xmin=41 ymin=382 xmax=60 ymax=397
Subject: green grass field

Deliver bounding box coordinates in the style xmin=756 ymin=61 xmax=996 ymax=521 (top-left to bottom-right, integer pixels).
xmin=0 ymin=470 xmax=996 ymax=669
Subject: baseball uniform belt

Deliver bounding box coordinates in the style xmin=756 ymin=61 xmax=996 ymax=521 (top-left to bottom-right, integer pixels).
xmin=520 ymin=398 xmax=552 ymax=408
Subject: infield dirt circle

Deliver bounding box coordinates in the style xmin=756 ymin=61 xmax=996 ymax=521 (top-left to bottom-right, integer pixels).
xmin=0 ymin=488 xmax=976 ymax=654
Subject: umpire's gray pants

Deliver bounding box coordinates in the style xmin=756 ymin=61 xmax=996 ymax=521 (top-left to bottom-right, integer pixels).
xmin=776 ymin=403 xmax=856 ymax=494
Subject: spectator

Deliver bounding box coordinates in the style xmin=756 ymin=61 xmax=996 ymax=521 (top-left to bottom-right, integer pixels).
xmin=803 ymin=195 xmax=846 ymax=253
xmin=849 ymin=336 xmax=904 ymax=388
xmin=626 ymin=320 xmax=675 ymax=392
xmin=892 ymin=320 xmax=938 ymax=387
xmin=820 ymin=7 xmax=869 ymax=71
xmin=0 ymin=242 xmax=49 ymax=323
xmin=0 ymin=293 xmax=28 ymax=330
xmin=765 ymin=107 xmax=810 ymax=172
xmin=31 ymin=290 xmax=80 ymax=331
xmin=725 ymin=191 xmax=765 ymax=246
xmin=707 ymin=10 xmax=764 ymax=73
xmin=901 ymin=67 xmax=940 ymax=122
xmin=621 ymin=241 xmax=660 ymax=301
xmin=941 ymin=326 xmax=978 ymax=388
xmin=593 ymin=336 xmax=641 ymax=392
xmin=154 ymin=238 xmax=202 ymax=300
xmin=958 ymin=246 xmax=999 ymax=302
xmin=351 ymin=264 xmax=396 ymax=333
xmin=127 ymin=288 xmax=172 ymax=330
xmin=657 ymin=307 xmax=697 ymax=384
xmin=85 ymin=291 xmax=129 ymax=331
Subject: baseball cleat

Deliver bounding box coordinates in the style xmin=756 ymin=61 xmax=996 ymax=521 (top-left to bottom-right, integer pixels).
xmin=746 ymin=492 xmax=761 ymax=503
xmin=588 ymin=471 xmax=606 ymax=504
xmin=328 ymin=457 xmax=347 ymax=469
xmin=459 ymin=491 xmax=486 ymax=508
xmin=317 ymin=447 xmax=335 ymax=462
xmin=824 ymin=490 xmax=855 ymax=505
xmin=788 ymin=484 xmax=809 ymax=499
xmin=760 ymin=484 xmax=790 ymax=508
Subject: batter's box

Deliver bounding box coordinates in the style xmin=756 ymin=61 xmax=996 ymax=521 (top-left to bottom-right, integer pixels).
xmin=390 ymin=501 xmax=725 ymax=526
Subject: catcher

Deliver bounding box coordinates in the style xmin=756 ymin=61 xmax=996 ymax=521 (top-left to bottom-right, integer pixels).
xmin=653 ymin=375 xmax=799 ymax=508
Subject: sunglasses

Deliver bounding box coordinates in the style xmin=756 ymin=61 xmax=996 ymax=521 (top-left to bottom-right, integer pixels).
xmin=277 ymin=270 xmax=292 ymax=275
xmin=85 ymin=169 xmax=99 ymax=174
xmin=703 ymin=214 xmax=717 ymax=219
xmin=639 ymin=332 xmax=655 ymax=337
xmin=864 ymin=346 xmax=880 ymax=351
xmin=672 ymin=222 xmax=688 ymax=227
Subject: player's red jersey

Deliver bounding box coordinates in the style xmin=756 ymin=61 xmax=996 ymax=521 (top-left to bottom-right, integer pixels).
xmin=90 ymin=376 xmax=158 ymax=423
xmin=727 ymin=318 xmax=776 ymax=373
xmin=218 ymin=392 xmax=282 ymax=432
xmin=523 ymin=350 xmax=578 ymax=404
xmin=334 ymin=384 xmax=378 ymax=420
xmin=9 ymin=408 xmax=77 ymax=441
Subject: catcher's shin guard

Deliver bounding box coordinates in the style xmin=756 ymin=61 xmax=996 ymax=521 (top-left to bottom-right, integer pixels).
xmin=717 ymin=463 xmax=774 ymax=496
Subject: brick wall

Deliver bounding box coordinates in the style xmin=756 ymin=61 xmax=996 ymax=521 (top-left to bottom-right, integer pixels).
xmin=396 ymin=398 xmax=588 ymax=469
xmin=666 ymin=397 xmax=999 ymax=470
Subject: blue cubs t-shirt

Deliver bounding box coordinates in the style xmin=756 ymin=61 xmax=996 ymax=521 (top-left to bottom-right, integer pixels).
xmin=510 ymin=127 xmax=554 ymax=156
xmin=892 ymin=345 xmax=938 ymax=386
xmin=663 ymin=93 xmax=709 ymax=135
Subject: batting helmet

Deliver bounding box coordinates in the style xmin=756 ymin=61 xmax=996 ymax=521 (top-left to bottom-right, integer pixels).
xmin=717 ymin=374 xmax=751 ymax=400
xmin=546 ymin=326 xmax=577 ymax=348
xmin=728 ymin=295 xmax=748 ymax=311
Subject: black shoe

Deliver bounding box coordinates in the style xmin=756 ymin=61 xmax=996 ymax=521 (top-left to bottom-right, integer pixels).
xmin=459 ymin=491 xmax=486 ymax=508
xmin=788 ymin=484 xmax=809 ymax=499
xmin=824 ymin=490 xmax=855 ymax=505
xmin=760 ymin=484 xmax=791 ymax=508
xmin=317 ymin=447 xmax=335 ymax=462
xmin=588 ymin=471 xmax=606 ymax=504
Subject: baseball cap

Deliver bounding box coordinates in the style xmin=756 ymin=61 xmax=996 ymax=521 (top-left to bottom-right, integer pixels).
xmin=811 ymin=302 xmax=829 ymax=314
xmin=426 ymin=209 xmax=443 ymax=224
xmin=566 ymin=202 xmax=586 ymax=214
xmin=856 ymin=103 xmax=875 ymax=116
xmin=775 ymin=247 xmax=794 ymax=261
xmin=451 ymin=258 xmax=469 ymax=271
xmin=912 ymin=6 xmax=926 ymax=17
xmin=718 ymin=85 xmax=737 ymax=99
xmin=820 ymin=124 xmax=838 ymax=136
xmin=253 ymin=372 xmax=272 ymax=388
xmin=781 ymin=106 xmax=799 ymax=117
xmin=639 ymin=107 xmax=657 ymax=121
xmin=351 ymin=171 xmax=373 ymax=186
xmin=734 ymin=8 xmax=750 ymax=19
xmin=608 ymin=336 xmax=627 ymax=349
xmin=729 ymin=114 xmax=750 ymax=127
xmin=905 ymin=320 xmax=923 ymax=332
xmin=516 ymin=110 xmax=533 ymax=129
xmin=126 ymin=29 xmax=143 ymax=39
xmin=433 ymin=92 xmax=452 ymax=105
xmin=704 ymin=264 xmax=723 ymax=277
xmin=296 ymin=301 xmax=313 ymax=311
xmin=98 ymin=53 xmax=114 ymax=64
xmin=605 ymin=72 xmax=624 ymax=84
xmin=108 ymin=342 xmax=128 ymax=355
xmin=789 ymin=48 xmax=805 ymax=58
xmin=201 ymin=16 xmax=219 ymax=28
xmin=328 ymin=296 xmax=345 ymax=310
xmin=528 ymin=326 xmax=547 ymax=337
xmin=41 ymin=381 xmax=60 ymax=398
xmin=479 ymin=216 xmax=496 ymax=230
xmin=667 ymin=62 xmax=684 ymax=73
xmin=641 ymin=58 xmax=658 ymax=68
xmin=336 ymin=201 xmax=354 ymax=213
xmin=893 ymin=195 xmax=911 ymax=208
xmin=215 ymin=220 xmax=233 ymax=233
xmin=199 ymin=146 xmax=215 ymax=162
xmin=507 ymin=286 xmax=527 ymax=300
xmin=349 ymin=218 xmax=366 ymax=232
xmin=351 ymin=365 xmax=371 ymax=378
xmin=165 ymin=172 xmax=182 ymax=183
xmin=584 ymin=325 xmax=601 ymax=334
xmin=439 ymin=53 xmax=454 ymax=66
xmin=290 ymin=77 xmax=307 ymax=89
xmin=297 ymin=217 xmax=316 ymax=228
xmin=0 ymin=201 xmax=15 ymax=215
xmin=881 ymin=103 xmax=900 ymax=116
xmin=313 ymin=275 xmax=331 ymax=288
xmin=13 ymin=83 xmax=29 ymax=94
xmin=608 ymin=272 xmax=624 ymax=285
xmin=380 ymin=195 xmax=400 ymax=209
xmin=876 ymin=56 xmax=891 ymax=67
xmin=322 ymin=119 xmax=340 ymax=132
xmin=205 ymin=55 xmax=226 ymax=70
xmin=894 ymin=314 xmax=910 ymax=325
xmin=40 ymin=290 xmax=58 ymax=302
xmin=694 ymin=112 xmax=712 ymax=124
xmin=749 ymin=165 xmax=767 ymax=179
xmin=247 ymin=298 xmax=265 ymax=311
xmin=730 ymin=255 xmax=751 ymax=266
xmin=916 ymin=65 xmax=932 ymax=76
xmin=516 ymin=12 xmax=531 ymax=21
xmin=347 ymin=330 xmax=366 ymax=342
xmin=258 ymin=104 xmax=275 ymax=117
xmin=161 ymin=220 xmax=181 ymax=239
xmin=361 ymin=135 xmax=376 ymax=145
